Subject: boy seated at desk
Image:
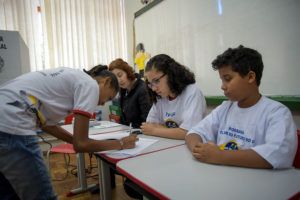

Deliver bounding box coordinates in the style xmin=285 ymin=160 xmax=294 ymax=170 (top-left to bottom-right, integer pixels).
xmin=186 ymin=45 xmax=297 ymax=169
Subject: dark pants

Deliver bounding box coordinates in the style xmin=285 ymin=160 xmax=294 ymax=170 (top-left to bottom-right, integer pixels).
xmin=0 ymin=172 xmax=20 ymax=200
xmin=110 ymin=168 xmax=142 ymax=199
xmin=139 ymin=70 xmax=144 ymax=77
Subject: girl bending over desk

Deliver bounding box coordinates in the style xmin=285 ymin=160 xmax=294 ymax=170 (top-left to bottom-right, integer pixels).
xmin=0 ymin=65 xmax=137 ymax=199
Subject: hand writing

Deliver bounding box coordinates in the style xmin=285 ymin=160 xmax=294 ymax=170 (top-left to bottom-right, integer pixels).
xmin=121 ymin=134 xmax=139 ymax=149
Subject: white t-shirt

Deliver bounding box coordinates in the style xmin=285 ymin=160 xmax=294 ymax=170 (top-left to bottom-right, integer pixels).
xmin=0 ymin=67 xmax=99 ymax=135
xmin=146 ymin=84 xmax=206 ymax=131
xmin=187 ymin=96 xmax=297 ymax=169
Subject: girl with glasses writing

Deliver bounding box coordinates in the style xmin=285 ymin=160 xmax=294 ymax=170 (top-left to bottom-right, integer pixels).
xmin=141 ymin=54 xmax=207 ymax=139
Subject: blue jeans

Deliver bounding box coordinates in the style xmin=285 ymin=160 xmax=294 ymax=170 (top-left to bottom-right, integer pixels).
xmin=0 ymin=131 xmax=57 ymax=200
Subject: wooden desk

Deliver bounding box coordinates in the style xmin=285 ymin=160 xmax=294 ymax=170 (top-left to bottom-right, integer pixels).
xmin=117 ymin=145 xmax=300 ymax=200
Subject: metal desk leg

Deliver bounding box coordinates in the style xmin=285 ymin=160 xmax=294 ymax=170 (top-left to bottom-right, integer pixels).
xmin=98 ymin=157 xmax=112 ymax=200
xmin=77 ymin=153 xmax=87 ymax=188
xmin=67 ymin=153 xmax=97 ymax=196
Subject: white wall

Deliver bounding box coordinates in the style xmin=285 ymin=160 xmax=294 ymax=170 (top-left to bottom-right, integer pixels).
xmin=123 ymin=0 xmax=300 ymax=129
xmin=133 ymin=0 xmax=300 ymax=96
xmin=124 ymin=0 xmax=143 ymax=66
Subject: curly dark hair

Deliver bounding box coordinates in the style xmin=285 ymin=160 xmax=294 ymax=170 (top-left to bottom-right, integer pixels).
xmin=108 ymin=58 xmax=136 ymax=81
xmin=145 ymin=54 xmax=195 ymax=104
xmin=84 ymin=64 xmax=119 ymax=91
xmin=212 ymin=45 xmax=264 ymax=86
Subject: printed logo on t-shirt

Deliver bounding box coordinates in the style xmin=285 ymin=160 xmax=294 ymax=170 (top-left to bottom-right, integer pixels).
xmin=164 ymin=118 xmax=179 ymax=128
xmin=219 ymin=140 xmax=240 ymax=150
xmin=219 ymin=126 xmax=255 ymax=145
xmin=165 ymin=111 xmax=175 ymax=117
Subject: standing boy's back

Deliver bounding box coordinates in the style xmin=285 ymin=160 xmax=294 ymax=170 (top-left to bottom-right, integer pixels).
xmin=185 ymin=45 xmax=297 ymax=169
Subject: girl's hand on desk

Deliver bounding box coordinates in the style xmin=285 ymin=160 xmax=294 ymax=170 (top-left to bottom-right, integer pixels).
xmin=141 ymin=122 xmax=162 ymax=135
xmin=121 ymin=134 xmax=139 ymax=149
xmin=192 ymin=142 xmax=222 ymax=165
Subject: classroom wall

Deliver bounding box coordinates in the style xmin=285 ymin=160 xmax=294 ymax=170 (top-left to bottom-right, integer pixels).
xmin=133 ymin=0 xmax=300 ymax=96
xmin=124 ymin=1 xmax=300 ymax=129
xmin=124 ymin=1 xmax=143 ymax=66
xmin=75 ymin=1 xmax=143 ymax=122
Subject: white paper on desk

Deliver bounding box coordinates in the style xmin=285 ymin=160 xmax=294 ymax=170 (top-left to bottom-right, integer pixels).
xmin=89 ymin=131 xmax=130 ymax=140
xmin=93 ymin=121 xmax=121 ymax=129
xmin=97 ymin=138 xmax=158 ymax=156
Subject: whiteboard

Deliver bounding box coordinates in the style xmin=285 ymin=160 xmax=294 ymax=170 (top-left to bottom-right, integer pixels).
xmin=135 ymin=0 xmax=300 ymax=96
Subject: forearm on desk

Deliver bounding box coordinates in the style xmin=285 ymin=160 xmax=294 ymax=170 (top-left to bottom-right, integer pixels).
xmin=42 ymin=125 xmax=73 ymax=144
xmin=147 ymin=126 xmax=187 ymax=140
xmin=73 ymin=138 xmax=122 ymax=153
xmin=185 ymin=133 xmax=203 ymax=151
xmin=186 ymin=134 xmax=273 ymax=168
xmin=219 ymin=149 xmax=273 ymax=169
xmin=42 ymin=125 xmax=123 ymax=152
xmin=71 ymin=113 xmax=125 ymax=152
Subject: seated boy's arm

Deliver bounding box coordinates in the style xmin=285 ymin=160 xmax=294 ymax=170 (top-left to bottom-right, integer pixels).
xmin=221 ymin=149 xmax=273 ymax=168
xmin=141 ymin=122 xmax=187 ymax=139
xmin=192 ymin=143 xmax=273 ymax=168
xmin=185 ymin=133 xmax=203 ymax=151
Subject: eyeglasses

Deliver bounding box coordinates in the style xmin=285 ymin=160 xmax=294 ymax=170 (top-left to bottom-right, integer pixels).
xmin=147 ymin=73 xmax=166 ymax=88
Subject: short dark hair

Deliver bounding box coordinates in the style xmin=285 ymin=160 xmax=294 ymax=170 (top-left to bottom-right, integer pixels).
xmin=145 ymin=54 xmax=195 ymax=104
xmin=84 ymin=64 xmax=119 ymax=91
xmin=212 ymin=45 xmax=264 ymax=86
xmin=108 ymin=58 xmax=136 ymax=81
xmin=136 ymin=43 xmax=145 ymax=54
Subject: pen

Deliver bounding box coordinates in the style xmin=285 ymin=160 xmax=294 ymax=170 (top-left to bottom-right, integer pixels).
xmin=129 ymin=122 xmax=132 ymax=134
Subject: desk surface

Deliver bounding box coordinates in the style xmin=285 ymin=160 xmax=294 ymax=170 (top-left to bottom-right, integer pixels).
xmin=61 ymin=123 xmax=184 ymax=163
xmin=61 ymin=123 xmax=130 ymax=135
xmin=117 ymin=145 xmax=300 ymax=200
xmin=97 ymin=134 xmax=184 ymax=163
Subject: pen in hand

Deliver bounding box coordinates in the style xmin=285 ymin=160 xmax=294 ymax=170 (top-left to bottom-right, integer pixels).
xmin=129 ymin=122 xmax=132 ymax=134
xmin=128 ymin=122 xmax=142 ymax=135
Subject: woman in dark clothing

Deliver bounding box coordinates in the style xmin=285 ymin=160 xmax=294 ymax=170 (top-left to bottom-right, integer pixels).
xmin=109 ymin=58 xmax=151 ymax=199
xmin=109 ymin=58 xmax=151 ymax=128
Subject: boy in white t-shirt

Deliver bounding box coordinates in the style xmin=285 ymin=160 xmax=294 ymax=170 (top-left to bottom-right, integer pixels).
xmin=141 ymin=54 xmax=207 ymax=139
xmin=186 ymin=45 xmax=297 ymax=169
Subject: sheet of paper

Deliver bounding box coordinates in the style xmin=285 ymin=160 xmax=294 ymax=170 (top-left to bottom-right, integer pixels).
xmin=96 ymin=138 xmax=158 ymax=156
xmin=92 ymin=121 xmax=121 ymax=129
xmin=89 ymin=131 xmax=130 ymax=140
